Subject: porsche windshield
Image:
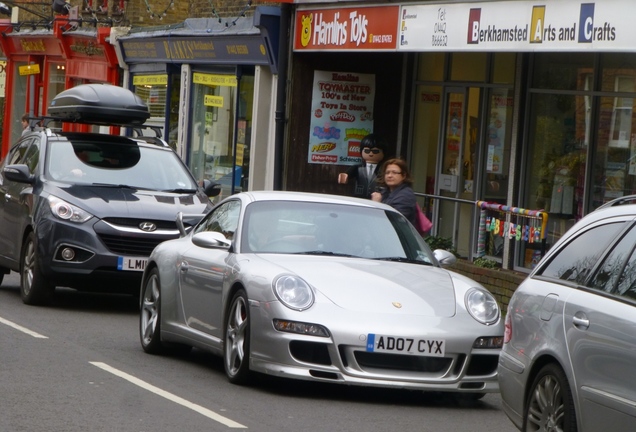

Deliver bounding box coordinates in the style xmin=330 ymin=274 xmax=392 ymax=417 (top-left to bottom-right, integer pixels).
xmin=241 ymin=200 xmax=436 ymax=264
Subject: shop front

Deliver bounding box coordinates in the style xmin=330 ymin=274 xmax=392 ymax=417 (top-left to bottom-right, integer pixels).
xmin=0 ymin=21 xmax=120 ymax=158
xmin=398 ymin=0 xmax=636 ymax=271
xmin=286 ymin=0 xmax=636 ymax=272
xmin=115 ymin=7 xmax=281 ymax=199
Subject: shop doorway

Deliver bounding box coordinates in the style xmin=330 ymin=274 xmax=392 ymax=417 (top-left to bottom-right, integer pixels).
xmin=410 ymin=52 xmax=516 ymax=262
xmin=436 ymin=87 xmax=481 ymax=258
xmin=189 ymin=69 xmax=254 ymax=199
xmin=434 ymin=84 xmax=513 ymax=260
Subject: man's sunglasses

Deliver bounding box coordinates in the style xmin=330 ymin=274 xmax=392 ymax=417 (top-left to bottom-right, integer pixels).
xmin=363 ymin=148 xmax=382 ymax=154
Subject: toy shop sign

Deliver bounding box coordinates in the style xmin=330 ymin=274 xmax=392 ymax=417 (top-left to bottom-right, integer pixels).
xmin=308 ymin=70 xmax=375 ymax=165
xmin=294 ymin=5 xmax=399 ymax=51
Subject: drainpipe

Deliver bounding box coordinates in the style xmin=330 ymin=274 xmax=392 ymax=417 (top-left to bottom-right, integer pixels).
xmin=273 ymin=3 xmax=290 ymax=190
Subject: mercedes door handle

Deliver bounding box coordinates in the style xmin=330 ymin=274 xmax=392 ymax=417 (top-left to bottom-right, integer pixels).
xmin=572 ymin=313 xmax=590 ymax=329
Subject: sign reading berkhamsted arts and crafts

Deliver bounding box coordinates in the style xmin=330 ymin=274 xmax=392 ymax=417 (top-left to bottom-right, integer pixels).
xmin=307 ymin=71 xmax=375 ymax=165
xmin=398 ymin=0 xmax=636 ymax=51
xmin=292 ymin=1 xmax=636 ymax=52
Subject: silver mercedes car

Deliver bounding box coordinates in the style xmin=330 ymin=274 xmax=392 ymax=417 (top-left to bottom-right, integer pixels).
xmin=140 ymin=191 xmax=503 ymax=395
xmin=498 ymin=196 xmax=636 ymax=431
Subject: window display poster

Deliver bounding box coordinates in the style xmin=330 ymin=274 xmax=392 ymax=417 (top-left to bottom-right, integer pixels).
xmin=446 ymin=100 xmax=462 ymax=153
xmin=486 ymin=89 xmax=510 ymax=174
xmin=308 ymin=70 xmax=375 ymax=165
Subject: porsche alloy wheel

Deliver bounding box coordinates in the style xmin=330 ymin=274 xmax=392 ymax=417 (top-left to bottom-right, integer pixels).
xmin=524 ymin=363 xmax=577 ymax=432
xmin=140 ymin=269 xmax=164 ymax=354
xmin=20 ymin=232 xmax=54 ymax=306
xmin=224 ymin=289 xmax=251 ymax=384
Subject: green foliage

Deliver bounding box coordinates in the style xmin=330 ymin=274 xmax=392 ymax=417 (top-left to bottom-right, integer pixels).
xmin=473 ymin=257 xmax=500 ymax=269
xmin=425 ymin=236 xmax=458 ymax=257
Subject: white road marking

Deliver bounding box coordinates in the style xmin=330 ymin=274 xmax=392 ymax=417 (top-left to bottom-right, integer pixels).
xmin=90 ymin=361 xmax=247 ymax=429
xmin=0 ymin=316 xmax=48 ymax=338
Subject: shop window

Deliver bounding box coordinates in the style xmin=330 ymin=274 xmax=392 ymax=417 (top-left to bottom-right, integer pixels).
xmin=132 ymin=74 xmax=170 ymax=144
xmin=532 ymin=53 xmax=594 ymax=91
xmin=600 ymin=53 xmax=636 ymax=92
xmin=417 ymin=53 xmax=445 ymax=82
xmin=189 ymin=72 xmax=238 ymax=198
xmin=167 ymin=74 xmax=180 ymax=150
xmin=46 ymin=64 xmax=66 ymax=112
xmin=450 ymin=52 xmax=487 ymax=82
xmin=45 ymin=63 xmax=66 ymax=130
xmin=492 ymin=53 xmax=516 ymax=84
xmin=133 ymin=74 xmax=168 ymax=119
xmin=583 ymin=74 xmax=593 ymax=147
xmin=10 ymin=63 xmax=28 ymax=145
xmin=482 ymin=88 xmax=513 ymax=258
xmin=592 ymin=95 xmax=636 ymax=208
xmin=411 ymin=84 xmax=441 ymax=195
xmin=609 ymin=76 xmax=634 ymax=149
xmin=523 ymin=92 xmax=586 ymax=266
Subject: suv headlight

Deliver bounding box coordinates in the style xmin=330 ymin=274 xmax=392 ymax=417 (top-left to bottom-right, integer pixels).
xmin=465 ymin=288 xmax=500 ymax=325
xmin=273 ymin=275 xmax=314 ymax=311
xmin=48 ymin=196 xmax=93 ymax=223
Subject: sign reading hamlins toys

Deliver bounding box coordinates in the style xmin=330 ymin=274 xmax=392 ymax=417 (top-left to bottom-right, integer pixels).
xmin=308 ymin=70 xmax=375 ymax=165
xmin=294 ymin=6 xmax=399 ymax=51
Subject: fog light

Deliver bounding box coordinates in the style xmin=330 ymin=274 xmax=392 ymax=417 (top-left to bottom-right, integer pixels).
xmin=473 ymin=336 xmax=503 ymax=349
xmin=61 ymin=247 xmax=75 ymax=261
xmin=273 ymin=319 xmax=330 ymax=337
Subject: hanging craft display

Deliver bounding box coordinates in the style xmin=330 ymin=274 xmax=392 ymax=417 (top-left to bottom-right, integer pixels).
xmin=476 ymin=201 xmax=548 ymax=258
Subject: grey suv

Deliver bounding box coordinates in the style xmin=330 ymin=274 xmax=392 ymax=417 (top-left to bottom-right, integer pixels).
xmin=0 ymin=84 xmax=219 ymax=305
xmin=498 ymin=196 xmax=636 ymax=432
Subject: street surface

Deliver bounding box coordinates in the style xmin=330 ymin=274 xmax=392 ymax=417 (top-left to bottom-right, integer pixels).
xmin=0 ymin=271 xmax=518 ymax=432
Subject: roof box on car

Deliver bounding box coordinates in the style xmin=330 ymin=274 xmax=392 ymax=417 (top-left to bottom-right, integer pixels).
xmin=48 ymin=84 xmax=150 ymax=126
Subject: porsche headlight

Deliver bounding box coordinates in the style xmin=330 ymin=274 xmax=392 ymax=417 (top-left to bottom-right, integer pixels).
xmin=465 ymin=288 xmax=500 ymax=325
xmin=273 ymin=275 xmax=314 ymax=311
xmin=48 ymin=196 xmax=93 ymax=223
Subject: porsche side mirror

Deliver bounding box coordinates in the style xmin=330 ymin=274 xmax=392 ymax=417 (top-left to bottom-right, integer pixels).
xmin=433 ymin=249 xmax=457 ymax=268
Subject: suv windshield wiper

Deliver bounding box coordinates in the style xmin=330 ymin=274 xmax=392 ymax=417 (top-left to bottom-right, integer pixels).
xmin=163 ymin=188 xmax=197 ymax=193
xmin=91 ymin=183 xmax=138 ymax=189
xmin=375 ymin=256 xmax=432 ymax=265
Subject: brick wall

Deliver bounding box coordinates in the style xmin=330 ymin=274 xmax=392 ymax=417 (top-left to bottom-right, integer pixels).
xmin=451 ymin=259 xmax=528 ymax=314
xmin=11 ymin=0 xmax=270 ymax=26
xmin=125 ymin=0 xmax=190 ymax=26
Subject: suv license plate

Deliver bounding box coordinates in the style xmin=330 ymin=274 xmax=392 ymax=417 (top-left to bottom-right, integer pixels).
xmin=117 ymin=256 xmax=147 ymax=272
xmin=366 ymin=334 xmax=445 ymax=357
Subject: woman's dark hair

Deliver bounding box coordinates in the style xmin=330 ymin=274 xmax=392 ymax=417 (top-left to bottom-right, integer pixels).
xmin=359 ymin=133 xmax=388 ymax=153
xmin=378 ymin=158 xmax=413 ymax=186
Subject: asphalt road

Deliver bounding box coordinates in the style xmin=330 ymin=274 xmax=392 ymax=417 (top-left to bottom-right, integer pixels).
xmin=0 ymin=271 xmax=518 ymax=432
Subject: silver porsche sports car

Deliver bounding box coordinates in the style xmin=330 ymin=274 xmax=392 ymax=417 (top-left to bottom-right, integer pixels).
xmin=139 ymin=191 xmax=503 ymax=395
